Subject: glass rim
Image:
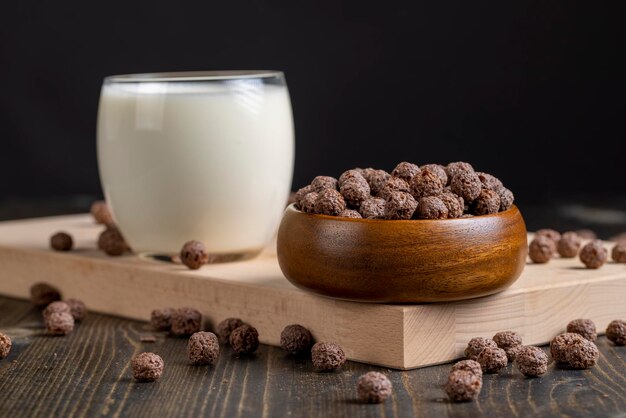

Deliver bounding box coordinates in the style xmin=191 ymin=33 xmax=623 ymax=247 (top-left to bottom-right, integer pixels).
xmin=105 ymin=70 xmax=284 ymax=83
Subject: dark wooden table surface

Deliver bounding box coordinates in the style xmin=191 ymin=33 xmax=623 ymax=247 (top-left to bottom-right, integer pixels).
xmin=1 ymin=198 xmax=625 ymax=418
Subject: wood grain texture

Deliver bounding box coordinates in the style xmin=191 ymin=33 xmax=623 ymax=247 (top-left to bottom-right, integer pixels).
xmin=0 ymin=215 xmax=625 ymax=369
xmin=277 ymin=204 xmax=528 ymax=302
xmin=0 ymin=296 xmax=625 ymax=418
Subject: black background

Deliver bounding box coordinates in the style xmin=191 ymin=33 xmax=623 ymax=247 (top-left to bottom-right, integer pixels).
xmin=1 ymin=1 xmax=625 ymax=205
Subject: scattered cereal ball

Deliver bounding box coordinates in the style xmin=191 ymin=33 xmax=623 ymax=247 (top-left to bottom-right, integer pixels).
xmin=536 ymin=229 xmax=561 ymax=244
xmin=365 ymin=169 xmax=391 ymax=195
xmin=514 ymin=346 xmax=548 ymax=377
xmin=314 ymin=189 xmax=346 ymax=216
xmin=43 ymin=301 xmax=70 ymax=318
xmin=493 ymin=331 xmax=523 ymax=362
xmin=497 ymin=187 xmax=515 ymax=211
xmin=579 ymin=240 xmax=608 ymax=269
xmin=0 ymin=332 xmax=11 ymax=359
xmin=311 ymin=342 xmax=346 ymax=372
xmin=464 ymin=337 xmax=498 ymax=360
xmin=45 ymin=312 xmax=75 ymax=335
xmin=529 ymin=236 xmax=556 ymax=263
xmin=30 ymin=283 xmax=61 ymax=309
xmin=576 ymin=229 xmax=597 ymax=240
xmin=188 ymin=331 xmax=220 ymax=366
xmin=445 ymin=370 xmax=482 ymax=402
xmin=415 ymin=196 xmax=448 ymax=220
xmin=151 ymin=308 xmax=175 ymax=331
xmin=357 ymin=371 xmax=393 ymax=403
xmin=565 ymin=338 xmax=599 ymax=369
xmin=476 ymin=172 xmax=503 ymax=191
xmin=310 ymin=176 xmax=338 ymax=192
xmin=421 ymin=164 xmax=448 ymax=186
xmin=450 ymin=171 xmax=482 ymax=203
xmin=294 ymin=185 xmax=313 ymax=209
xmin=98 ymin=228 xmax=128 ymax=256
xmin=50 ymin=232 xmax=73 ymax=252
xmin=612 ymin=242 xmax=626 ymax=263
xmin=566 ymin=319 xmax=597 ymax=342
xmin=446 ymin=162 xmax=475 ymax=179
xmin=280 ymin=324 xmax=314 ymax=355
xmin=65 ymin=299 xmax=87 ymax=321
xmin=471 ymin=189 xmax=501 ymax=216
xmin=338 ymin=169 xmax=366 ymax=188
xmin=170 ymin=307 xmax=202 ymax=337
xmin=378 ymin=176 xmax=411 ymax=200
xmin=338 ymin=209 xmax=362 ymax=219
xmin=131 ymin=352 xmax=164 ymax=382
xmin=384 ymin=191 xmax=418 ymax=220
xmin=91 ymin=200 xmax=114 ymax=225
xmin=180 ymin=240 xmax=209 ymax=270
xmin=216 ymin=318 xmax=245 ymax=344
xmin=299 ymin=192 xmax=319 ymax=214
xmin=476 ymin=347 xmax=508 ymax=373
xmin=606 ymin=320 xmax=626 ymax=346
xmin=340 ymin=177 xmax=371 ymax=207
xmin=229 ymin=324 xmax=259 ymax=355
xmin=550 ymin=333 xmax=585 ymax=364
xmin=438 ymin=192 xmax=464 ymax=219
xmin=410 ymin=168 xmax=444 ymax=199
xmin=359 ymin=197 xmax=386 ymax=219
xmin=391 ymin=162 xmax=420 ymax=183
xmin=557 ymin=232 xmax=582 ymax=258
xmin=450 ymin=359 xmax=483 ymax=378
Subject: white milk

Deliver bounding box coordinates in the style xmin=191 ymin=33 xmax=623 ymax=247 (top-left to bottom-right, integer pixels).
xmin=97 ymin=76 xmax=294 ymax=255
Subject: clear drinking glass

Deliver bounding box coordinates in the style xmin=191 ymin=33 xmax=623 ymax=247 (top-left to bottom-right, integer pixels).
xmin=97 ymin=71 xmax=295 ymax=260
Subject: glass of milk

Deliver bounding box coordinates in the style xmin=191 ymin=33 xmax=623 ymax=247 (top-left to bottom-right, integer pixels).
xmin=97 ymin=71 xmax=294 ymax=260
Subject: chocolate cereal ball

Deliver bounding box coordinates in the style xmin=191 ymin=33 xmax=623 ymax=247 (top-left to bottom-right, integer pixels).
xmin=151 ymin=308 xmax=175 ymax=331
xmin=43 ymin=301 xmax=70 ymax=318
xmin=606 ymin=320 xmax=626 ymax=346
xmin=229 ymin=324 xmax=259 ymax=355
xmin=359 ymin=197 xmax=386 ymax=219
xmin=314 ymin=189 xmax=346 ymax=216
xmin=170 ymin=307 xmax=202 ymax=337
xmin=446 ymin=161 xmax=475 ymax=179
xmin=476 ymin=172 xmax=503 ymax=191
xmin=451 ymin=360 xmax=483 ymax=378
xmin=338 ymin=169 xmax=365 ymax=187
xmin=550 ymin=333 xmax=585 ymax=364
xmin=536 ymin=229 xmax=561 ymax=244
xmin=493 ymin=331 xmax=523 ymax=362
xmin=311 ymin=342 xmax=346 ymax=372
xmin=579 ymin=240 xmax=608 ymax=269
xmin=557 ymin=232 xmax=582 ymax=258
xmin=566 ymin=338 xmax=599 ymax=369
xmin=98 ymin=228 xmax=128 ymax=256
xmin=131 ymin=352 xmax=164 ymax=382
xmin=415 ymin=196 xmax=448 ymax=220
xmin=476 ymin=347 xmax=508 ymax=373
xmin=216 ymin=318 xmax=245 ymax=344
xmin=378 ymin=176 xmax=411 ymax=200
xmin=576 ymin=229 xmax=597 ymax=240
xmin=514 ymin=346 xmax=548 ymax=377
xmin=391 ymin=162 xmax=420 ymax=183
xmin=384 ymin=191 xmax=418 ymax=220
xmin=340 ymin=177 xmax=371 ymax=207
xmin=180 ymin=240 xmax=209 ymax=270
xmin=438 ymin=192 xmax=464 ymax=219
xmin=50 ymin=232 xmax=73 ymax=252
xmin=450 ymin=171 xmax=482 ymax=203
xmin=410 ymin=168 xmax=444 ymax=199
xmin=567 ymin=319 xmax=597 ymax=342
xmin=471 ymin=189 xmax=501 ymax=216
xmin=464 ymin=337 xmax=498 ymax=360
xmin=65 ymin=299 xmax=87 ymax=321
xmin=612 ymin=242 xmax=626 ymax=263
xmin=529 ymin=236 xmax=556 ymax=264
xmin=421 ymin=164 xmax=448 ymax=186
xmin=498 ymin=187 xmax=515 ymax=211
xmin=357 ymin=372 xmax=393 ymax=404
xmin=0 ymin=332 xmax=11 ymax=359
xmin=46 ymin=312 xmax=75 ymax=336
xmin=339 ymin=209 xmax=362 ymax=219
xmin=445 ymin=370 xmax=482 ymax=402
xmin=299 ymin=192 xmax=319 ymax=214
xmin=311 ymin=176 xmax=338 ymax=192
xmin=365 ymin=169 xmax=391 ymax=195
xmin=294 ymin=185 xmax=313 ymax=209
xmin=91 ymin=200 xmax=114 ymax=225
xmin=188 ymin=331 xmax=220 ymax=366
xmin=30 ymin=283 xmax=61 ymax=309
xmin=280 ymin=324 xmax=314 ymax=355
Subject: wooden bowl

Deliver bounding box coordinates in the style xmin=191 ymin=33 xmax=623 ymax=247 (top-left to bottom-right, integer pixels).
xmin=277 ymin=204 xmax=528 ymax=303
